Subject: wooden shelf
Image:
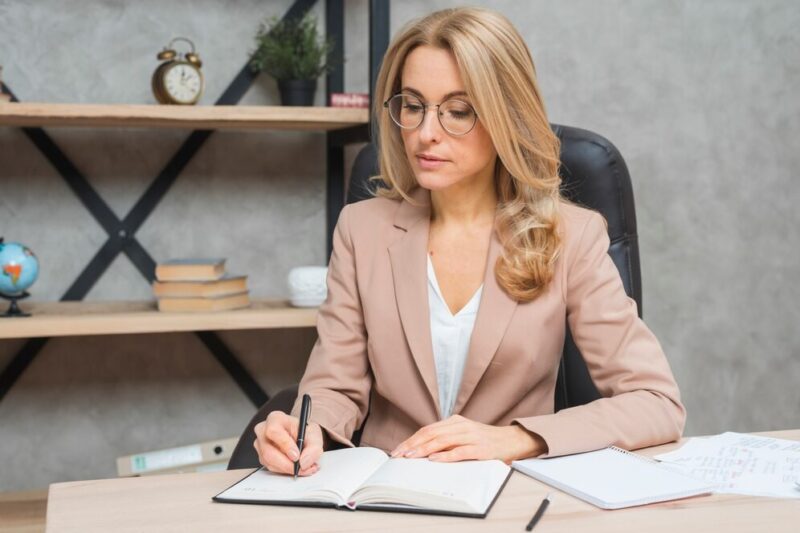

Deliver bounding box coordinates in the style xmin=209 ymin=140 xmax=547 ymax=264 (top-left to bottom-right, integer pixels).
xmin=0 ymin=299 xmax=317 ymax=339
xmin=0 ymin=102 xmax=369 ymax=131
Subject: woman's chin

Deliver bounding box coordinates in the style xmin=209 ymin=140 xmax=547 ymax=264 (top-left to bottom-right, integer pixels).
xmin=415 ymin=172 xmax=459 ymax=191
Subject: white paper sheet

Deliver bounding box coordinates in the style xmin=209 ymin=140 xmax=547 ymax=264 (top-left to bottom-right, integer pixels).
xmin=216 ymin=447 xmax=388 ymax=504
xmin=654 ymin=432 xmax=800 ymax=499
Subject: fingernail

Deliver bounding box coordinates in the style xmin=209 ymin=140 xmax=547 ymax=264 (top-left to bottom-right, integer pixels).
xmin=390 ymin=449 xmax=399 ymax=458
xmin=290 ymin=449 xmax=299 ymax=461
xmin=429 ymin=454 xmax=439 ymax=461
xmin=404 ymin=449 xmax=416 ymax=458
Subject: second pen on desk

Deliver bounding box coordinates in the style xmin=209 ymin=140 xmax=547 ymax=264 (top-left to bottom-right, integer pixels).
xmin=294 ymin=394 xmax=312 ymax=479
xmin=525 ymin=492 xmax=553 ymax=531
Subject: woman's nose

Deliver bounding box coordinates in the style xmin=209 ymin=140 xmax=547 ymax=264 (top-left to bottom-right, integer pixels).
xmin=418 ymin=108 xmax=443 ymax=143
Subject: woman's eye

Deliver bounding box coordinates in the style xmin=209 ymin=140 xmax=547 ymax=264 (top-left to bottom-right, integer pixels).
xmin=403 ymin=105 xmax=423 ymax=113
xmin=446 ymin=110 xmax=472 ymax=120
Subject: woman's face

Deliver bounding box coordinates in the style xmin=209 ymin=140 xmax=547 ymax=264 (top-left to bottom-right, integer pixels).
xmin=398 ymin=45 xmax=497 ymax=192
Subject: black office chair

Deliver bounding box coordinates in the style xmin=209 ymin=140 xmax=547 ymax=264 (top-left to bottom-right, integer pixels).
xmin=228 ymin=124 xmax=640 ymax=469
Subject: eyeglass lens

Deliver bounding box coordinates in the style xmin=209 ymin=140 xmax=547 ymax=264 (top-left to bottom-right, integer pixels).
xmin=387 ymin=94 xmax=476 ymax=135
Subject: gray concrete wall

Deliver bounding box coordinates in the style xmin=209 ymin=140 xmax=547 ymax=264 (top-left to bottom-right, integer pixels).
xmin=0 ymin=0 xmax=798 ymax=491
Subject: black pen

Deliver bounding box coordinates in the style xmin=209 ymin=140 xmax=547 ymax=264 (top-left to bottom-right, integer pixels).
xmin=294 ymin=394 xmax=312 ymax=480
xmin=525 ymin=492 xmax=553 ymax=531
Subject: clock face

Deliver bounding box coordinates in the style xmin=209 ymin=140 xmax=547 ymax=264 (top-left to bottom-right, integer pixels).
xmin=163 ymin=62 xmax=203 ymax=104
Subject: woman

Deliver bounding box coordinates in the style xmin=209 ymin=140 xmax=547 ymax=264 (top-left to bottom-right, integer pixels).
xmin=254 ymin=7 xmax=685 ymax=477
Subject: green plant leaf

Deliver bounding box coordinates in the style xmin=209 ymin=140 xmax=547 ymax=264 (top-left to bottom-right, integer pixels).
xmin=249 ymin=13 xmax=337 ymax=81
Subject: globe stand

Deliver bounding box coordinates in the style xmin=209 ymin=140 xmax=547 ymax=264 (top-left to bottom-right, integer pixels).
xmin=0 ymin=291 xmax=31 ymax=318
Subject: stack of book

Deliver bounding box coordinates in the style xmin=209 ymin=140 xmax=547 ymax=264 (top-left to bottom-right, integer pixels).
xmin=153 ymin=258 xmax=250 ymax=312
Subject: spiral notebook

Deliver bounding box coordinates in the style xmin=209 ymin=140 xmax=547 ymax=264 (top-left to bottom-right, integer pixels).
xmin=512 ymin=446 xmax=715 ymax=509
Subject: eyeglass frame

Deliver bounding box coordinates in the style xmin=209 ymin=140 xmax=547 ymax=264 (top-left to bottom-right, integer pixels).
xmin=382 ymin=93 xmax=479 ymax=136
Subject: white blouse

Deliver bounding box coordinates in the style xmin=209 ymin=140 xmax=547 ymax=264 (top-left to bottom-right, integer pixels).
xmin=427 ymin=254 xmax=483 ymax=419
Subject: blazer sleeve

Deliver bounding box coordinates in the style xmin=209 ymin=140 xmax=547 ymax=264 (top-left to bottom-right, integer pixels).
xmin=289 ymin=205 xmax=371 ymax=448
xmin=513 ymin=211 xmax=686 ymax=457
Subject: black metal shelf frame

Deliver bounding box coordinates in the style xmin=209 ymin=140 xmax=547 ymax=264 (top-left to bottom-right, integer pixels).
xmin=0 ymin=0 xmax=390 ymax=409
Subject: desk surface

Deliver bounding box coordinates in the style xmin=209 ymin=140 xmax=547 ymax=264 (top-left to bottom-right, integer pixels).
xmin=45 ymin=430 xmax=799 ymax=533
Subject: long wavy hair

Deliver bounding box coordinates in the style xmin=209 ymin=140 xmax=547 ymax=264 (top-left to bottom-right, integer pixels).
xmin=372 ymin=7 xmax=563 ymax=302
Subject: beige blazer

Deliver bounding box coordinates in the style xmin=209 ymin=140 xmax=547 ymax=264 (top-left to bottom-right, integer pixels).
xmin=291 ymin=187 xmax=685 ymax=458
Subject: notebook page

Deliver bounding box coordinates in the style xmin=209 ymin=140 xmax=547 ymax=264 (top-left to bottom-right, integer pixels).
xmin=351 ymin=457 xmax=510 ymax=513
xmin=654 ymin=436 xmax=800 ymax=499
xmin=713 ymin=432 xmax=800 ymax=452
xmin=216 ymin=447 xmax=388 ymax=505
xmin=513 ymin=447 xmax=714 ymax=509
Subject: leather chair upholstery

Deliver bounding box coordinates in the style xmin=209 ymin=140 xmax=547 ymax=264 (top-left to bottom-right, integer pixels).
xmin=228 ymin=124 xmax=640 ymax=469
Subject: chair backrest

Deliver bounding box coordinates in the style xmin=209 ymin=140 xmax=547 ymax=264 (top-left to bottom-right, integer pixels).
xmin=347 ymin=124 xmax=641 ymax=411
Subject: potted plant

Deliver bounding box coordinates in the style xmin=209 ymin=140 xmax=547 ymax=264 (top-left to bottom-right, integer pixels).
xmin=250 ymin=13 xmax=336 ymax=106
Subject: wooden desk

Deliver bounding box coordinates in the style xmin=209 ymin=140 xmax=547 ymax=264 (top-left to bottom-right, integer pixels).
xmin=45 ymin=430 xmax=798 ymax=533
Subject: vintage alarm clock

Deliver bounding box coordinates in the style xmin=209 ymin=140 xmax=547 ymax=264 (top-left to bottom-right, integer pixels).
xmin=152 ymin=37 xmax=204 ymax=105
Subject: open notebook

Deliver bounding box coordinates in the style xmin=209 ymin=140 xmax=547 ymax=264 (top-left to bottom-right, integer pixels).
xmin=214 ymin=447 xmax=511 ymax=518
xmin=512 ymin=446 xmax=715 ymax=509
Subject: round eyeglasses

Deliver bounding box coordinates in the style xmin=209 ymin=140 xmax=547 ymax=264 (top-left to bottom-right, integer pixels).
xmin=383 ymin=93 xmax=478 ymax=136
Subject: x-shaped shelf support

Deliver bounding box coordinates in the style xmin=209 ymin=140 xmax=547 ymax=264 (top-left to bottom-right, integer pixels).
xmin=0 ymin=0 xmax=332 ymax=409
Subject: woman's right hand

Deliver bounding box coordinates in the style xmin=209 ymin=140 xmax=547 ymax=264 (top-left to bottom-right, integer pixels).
xmin=253 ymin=410 xmax=324 ymax=477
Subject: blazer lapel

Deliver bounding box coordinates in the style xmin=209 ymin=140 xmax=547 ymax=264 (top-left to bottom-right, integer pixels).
xmin=387 ymin=188 xmax=441 ymax=414
xmin=452 ymin=230 xmax=518 ymax=414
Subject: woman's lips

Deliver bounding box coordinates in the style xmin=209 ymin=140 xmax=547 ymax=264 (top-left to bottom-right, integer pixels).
xmin=416 ymin=155 xmax=448 ymax=170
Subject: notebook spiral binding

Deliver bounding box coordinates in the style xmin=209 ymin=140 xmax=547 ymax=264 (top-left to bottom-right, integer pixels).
xmin=609 ymin=446 xmax=659 ymax=463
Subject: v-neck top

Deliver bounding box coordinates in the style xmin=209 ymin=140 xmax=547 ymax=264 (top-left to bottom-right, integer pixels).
xmin=427 ymin=254 xmax=484 ymax=419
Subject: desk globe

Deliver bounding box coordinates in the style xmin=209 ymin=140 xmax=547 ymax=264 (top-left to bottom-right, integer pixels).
xmin=0 ymin=238 xmax=39 ymax=317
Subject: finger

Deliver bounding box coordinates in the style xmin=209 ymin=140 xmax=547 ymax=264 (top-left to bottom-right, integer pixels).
xmin=401 ymin=416 xmax=464 ymax=445
xmin=299 ymin=443 xmax=323 ymax=470
xmin=428 ymin=445 xmax=482 ymax=462
xmin=253 ymin=425 xmax=276 ymax=469
xmin=262 ymin=444 xmax=298 ymax=474
xmin=255 ymin=433 xmax=279 ymax=469
xmin=298 ymin=423 xmax=324 ymax=468
xmin=253 ymin=438 xmax=266 ymax=468
xmin=298 ymin=463 xmax=320 ymax=477
xmin=391 ymin=426 xmax=440 ymax=457
xmin=277 ymin=412 xmax=300 ymax=441
xmin=303 ymin=423 xmax=324 ymax=449
xmin=254 ymin=436 xmax=291 ymax=474
xmin=266 ymin=414 xmax=301 ymax=461
xmin=254 ymin=420 xmax=268 ymax=448
xmin=392 ymin=421 xmax=468 ymax=457
xmin=408 ymin=431 xmax=470 ymax=458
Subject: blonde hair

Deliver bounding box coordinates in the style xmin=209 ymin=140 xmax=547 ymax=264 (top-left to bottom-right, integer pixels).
xmin=372 ymin=7 xmax=563 ymax=302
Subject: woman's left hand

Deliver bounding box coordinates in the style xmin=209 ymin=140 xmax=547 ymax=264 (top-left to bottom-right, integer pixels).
xmin=389 ymin=415 xmax=547 ymax=464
